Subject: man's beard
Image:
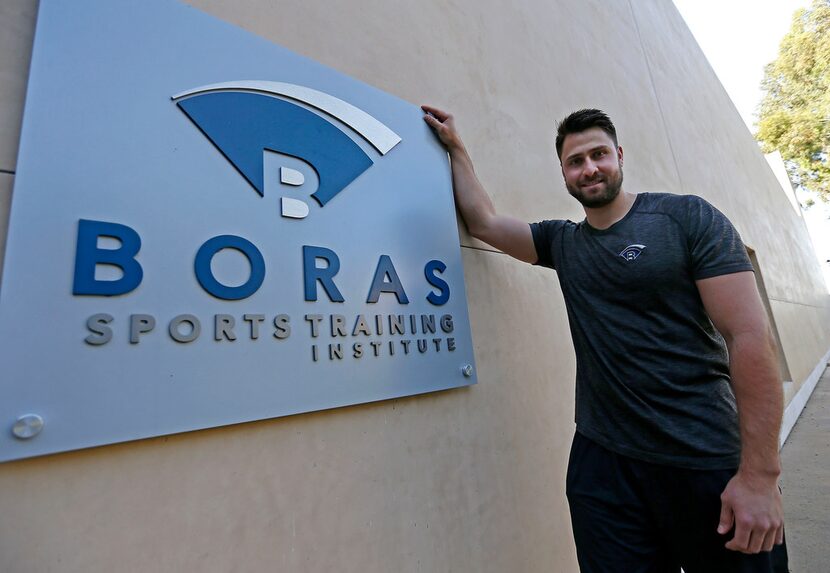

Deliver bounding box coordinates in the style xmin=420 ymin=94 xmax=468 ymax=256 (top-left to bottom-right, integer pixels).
xmin=566 ymin=166 xmax=623 ymax=208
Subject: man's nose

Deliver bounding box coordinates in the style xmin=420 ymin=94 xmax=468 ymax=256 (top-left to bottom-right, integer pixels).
xmin=582 ymin=159 xmax=598 ymax=178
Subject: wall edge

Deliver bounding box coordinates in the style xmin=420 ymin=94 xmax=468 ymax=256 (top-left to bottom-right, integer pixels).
xmin=780 ymin=345 xmax=830 ymax=448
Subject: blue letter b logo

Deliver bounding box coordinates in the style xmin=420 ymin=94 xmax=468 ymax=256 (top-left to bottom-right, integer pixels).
xmin=73 ymin=219 xmax=143 ymax=296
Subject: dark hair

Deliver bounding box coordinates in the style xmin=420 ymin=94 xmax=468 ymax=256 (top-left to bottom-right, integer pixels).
xmin=555 ymin=109 xmax=618 ymax=159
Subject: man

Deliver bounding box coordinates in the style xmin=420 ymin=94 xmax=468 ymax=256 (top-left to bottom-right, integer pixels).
xmin=422 ymin=105 xmax=787 ymax=572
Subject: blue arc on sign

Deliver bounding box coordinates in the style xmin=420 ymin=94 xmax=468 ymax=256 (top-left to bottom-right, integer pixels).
xmin=177 ymin=91 xmax=373 ymax=207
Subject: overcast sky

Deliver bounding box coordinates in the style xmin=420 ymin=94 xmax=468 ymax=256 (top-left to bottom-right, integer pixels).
xmin=671 ymin=0 xmax=810 ymax=132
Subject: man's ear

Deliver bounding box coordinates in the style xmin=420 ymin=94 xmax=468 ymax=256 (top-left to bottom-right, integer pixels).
xmin=617 ymin=145 xmax=624 ymax=167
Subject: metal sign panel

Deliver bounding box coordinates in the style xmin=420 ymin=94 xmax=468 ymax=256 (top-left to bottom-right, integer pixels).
xmin=0 ymin=0 xmax=477 ymax=462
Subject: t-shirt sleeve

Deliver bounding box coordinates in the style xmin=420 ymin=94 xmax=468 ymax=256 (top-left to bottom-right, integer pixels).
xmin=529 ymin=219 xmax=565 ymax=269
xmin=682 ymin=196 xmax=754 ymax=280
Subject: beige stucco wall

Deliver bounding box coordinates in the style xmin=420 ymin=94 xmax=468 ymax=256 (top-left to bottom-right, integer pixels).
xmin=1 ymin=1 xmax=828 ymax=571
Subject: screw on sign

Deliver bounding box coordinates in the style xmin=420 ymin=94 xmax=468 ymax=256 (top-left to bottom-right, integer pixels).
xmin=12 ymin=414 xmax=44 ymax=439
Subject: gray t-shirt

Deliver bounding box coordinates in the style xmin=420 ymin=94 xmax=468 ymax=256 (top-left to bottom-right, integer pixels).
xmin=530 ymin=192 xmax=754 ymax=469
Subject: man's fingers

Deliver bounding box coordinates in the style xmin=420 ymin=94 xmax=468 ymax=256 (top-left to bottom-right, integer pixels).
xmin=717 ymin=499 xmax=734 ymax=534
xmin=747 ymin=528 xmax=765 ymax=554
xmin=775 ymin=524 xmax=784 ymax=546
xmin=725 ymin=520 xmax=751 ymax=553
xmin=423 ymin=114 xmax=440 ymax=128
xmin=420 ymin=104 xmax=449 ymax=121
xmin=761 ymin=529 xmax=776 ymax=553
xmin=725 ymin=521 xmax=781 ymax=554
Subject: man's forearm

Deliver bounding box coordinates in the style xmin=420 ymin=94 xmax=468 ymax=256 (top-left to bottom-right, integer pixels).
xmin=446 ymin=143 xmax=496 ymax=239
xmin=422 ymin=105 xmax=537 ymax=263
xmin=727 ymin=329 xmax=783 ymax=478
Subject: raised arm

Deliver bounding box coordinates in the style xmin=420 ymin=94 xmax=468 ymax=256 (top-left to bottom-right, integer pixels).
xmin=696 ymin=271 xmax=784 ymax=554
xmin=422 ymin=105 xmax=538 ymax=264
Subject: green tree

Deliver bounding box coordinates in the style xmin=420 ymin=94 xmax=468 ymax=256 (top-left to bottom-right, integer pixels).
xmin=756 ymin=0 xmax=830 ymax=202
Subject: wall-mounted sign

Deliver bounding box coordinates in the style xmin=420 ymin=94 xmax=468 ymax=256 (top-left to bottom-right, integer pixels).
xmin=0 ymin=0 xmax=477 ymax=462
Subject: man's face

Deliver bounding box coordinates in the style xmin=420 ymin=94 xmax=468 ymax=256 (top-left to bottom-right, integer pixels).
xmin=560 ymin=127 xmax=624 ymax=208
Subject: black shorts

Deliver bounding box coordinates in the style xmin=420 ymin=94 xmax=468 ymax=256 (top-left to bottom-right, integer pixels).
xmin=566 ymin=432 xmax=789 ymax=573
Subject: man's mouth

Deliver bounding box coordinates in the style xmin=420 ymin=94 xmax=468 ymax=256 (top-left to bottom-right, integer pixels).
xmin=580 ymin=179 xmax=605 ymax=190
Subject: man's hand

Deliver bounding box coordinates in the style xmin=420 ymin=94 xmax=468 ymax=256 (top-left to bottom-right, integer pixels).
xmin=718 ymin=470 xmax=784 ymax=553
xmin=421 ymin=105 xmax=462 ymax=150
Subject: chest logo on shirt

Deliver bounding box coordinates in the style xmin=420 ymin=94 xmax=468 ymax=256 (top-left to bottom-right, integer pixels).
xmin=619 ymin=244 xmax=646 ymax=261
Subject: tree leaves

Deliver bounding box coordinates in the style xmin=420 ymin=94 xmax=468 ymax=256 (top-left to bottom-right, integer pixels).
xmin=756 ymin=0 xmax=830 ymax=202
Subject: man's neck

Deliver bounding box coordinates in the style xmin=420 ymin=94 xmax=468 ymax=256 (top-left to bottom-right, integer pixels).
xmin=584 ymin=190 xmax=637 ymax=230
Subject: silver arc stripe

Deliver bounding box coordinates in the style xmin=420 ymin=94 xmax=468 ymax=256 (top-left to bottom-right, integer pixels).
xmin=172 ymin=81 xmax=401 ymax=155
